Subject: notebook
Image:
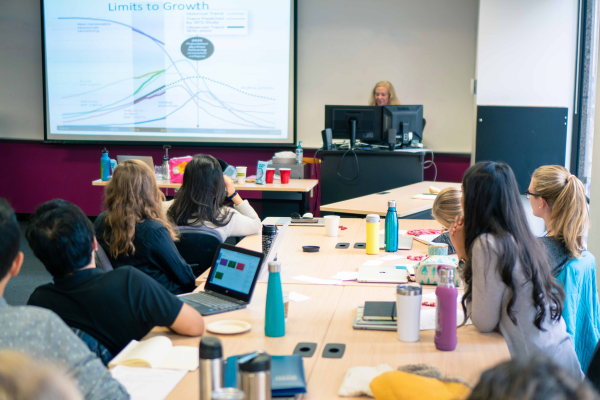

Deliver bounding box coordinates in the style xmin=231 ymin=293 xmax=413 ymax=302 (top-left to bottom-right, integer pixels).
xmin=179 ymin=243 xmax=265 ymax=315
xmin=357 ymin=266 xmax=409 ymax=284
xmin=108 ymin=336 xmax=198 ymax=371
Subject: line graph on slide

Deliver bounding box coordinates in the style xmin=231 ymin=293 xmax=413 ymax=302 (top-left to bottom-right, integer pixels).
xmin=43 ymin=5 xmax=291 ymax=140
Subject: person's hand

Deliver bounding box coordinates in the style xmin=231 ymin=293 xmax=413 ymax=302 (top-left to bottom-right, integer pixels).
xmin=223 ymin=175 xmax=236 ymax=197
xmin=449 ymin=215 xmax=467 ymax=260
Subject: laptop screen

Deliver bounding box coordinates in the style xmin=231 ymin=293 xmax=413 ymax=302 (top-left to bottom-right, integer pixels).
xmin=204 ymin=244 xmax=265 ymax=302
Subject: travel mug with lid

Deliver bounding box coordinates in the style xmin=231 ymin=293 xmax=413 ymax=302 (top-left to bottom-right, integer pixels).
xmin=200 ymin=337 xmax=224 ymax=400
xmin=238 ymin=353 xmax=271 ymax=400
xmin=262 ymin=225 xmax=277 ymax=256
xmin=366 ymin=214 xmax=380 ymax=255
xmin=396 ymin=283 xmax=422 ymax=342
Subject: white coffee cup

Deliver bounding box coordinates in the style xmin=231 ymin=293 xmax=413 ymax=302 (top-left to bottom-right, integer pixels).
xmin=324 ymin=215 xmax=340 ymax=237
xmin=236 ymin=166 xmax=247 ymax=184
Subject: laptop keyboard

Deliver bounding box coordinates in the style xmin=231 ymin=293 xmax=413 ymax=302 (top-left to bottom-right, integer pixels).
xmin=181 ymin=292 xmax=239 ymax=309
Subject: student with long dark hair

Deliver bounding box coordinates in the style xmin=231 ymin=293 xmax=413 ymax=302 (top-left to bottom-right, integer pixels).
xmin=449 ymin=162 xmax=582 ymax=378
xmin=165 ymin=155 xmax=261 ymax=241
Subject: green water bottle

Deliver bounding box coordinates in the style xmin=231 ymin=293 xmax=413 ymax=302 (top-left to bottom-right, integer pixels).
xmin=265 ymin=261 xmax=285 ymax=337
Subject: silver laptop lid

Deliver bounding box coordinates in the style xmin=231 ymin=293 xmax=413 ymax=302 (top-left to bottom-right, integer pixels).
xmin=116 ymin=155 xmax=154 ymax=171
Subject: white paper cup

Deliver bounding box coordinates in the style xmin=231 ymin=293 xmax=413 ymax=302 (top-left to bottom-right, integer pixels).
xmin=236 ymin=166 xmax=247 ymax=184
xmin=324 ymin=215 xmax=340 ymax=237
xmin=283 ymin=291 xmax=290 ymax=319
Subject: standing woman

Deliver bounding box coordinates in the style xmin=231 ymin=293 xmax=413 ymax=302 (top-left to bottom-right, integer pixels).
xmin=95 ymin=160 xmax=196 ymax=294
xmin=450 ymin=162 xmax=582 ymax=378
xmin=368 ymin=81 xmax=401 ymax=106
xmin=527 ymin=166 xmax=590 ymax=276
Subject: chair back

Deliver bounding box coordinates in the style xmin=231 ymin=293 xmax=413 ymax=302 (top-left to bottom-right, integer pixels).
xmin=175 ymin=226 xmax=223 ymax=276
xmin=556 ymin=250 xmax=600 ymax=372
xmin=71 ymin=327 xmax=113 ymax=366
xmin=95 ymin=245 xmax=113 ymax=272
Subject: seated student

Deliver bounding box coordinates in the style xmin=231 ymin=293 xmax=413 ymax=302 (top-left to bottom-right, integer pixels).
xmin=0 ymin=351 xmax=83 ymax=400
xmin=27 ymin=199 xmax=204 ymax=358
xmin=0 ymin=198 xmax=129 ymax=400
xmin=368 ymin=81 xmax=401 ymax=106
xmin=449 ymin=162 xmax=582 ymax=378
xmin=527 ymin=165 xmax=590 ymax=275
xmin=95 ymin=159 xmax=196 ymax=294
xmin=165 ymin=154 xmax=262 ymax=242
xmin=431 ymin=187 xmax=462 ymax=254
xmin=467 ymin=356 xmax=599 ymax=400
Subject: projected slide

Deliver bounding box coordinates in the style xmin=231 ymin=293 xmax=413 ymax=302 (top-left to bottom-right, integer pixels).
xmin=42 ymin=1 xmax=292 ymax=142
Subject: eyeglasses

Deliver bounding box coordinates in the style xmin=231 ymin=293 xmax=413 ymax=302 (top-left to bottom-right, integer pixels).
xmin=525 ymin=190 xmax=540 ymax=199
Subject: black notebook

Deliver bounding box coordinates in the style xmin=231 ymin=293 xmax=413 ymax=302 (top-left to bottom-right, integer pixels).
xmin=363 ymin=301 xmax=397 ymax=321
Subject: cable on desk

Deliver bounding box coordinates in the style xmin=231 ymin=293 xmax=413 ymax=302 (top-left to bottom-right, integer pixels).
xmin=336 ymin=148 xmax=360 ymax=181
xmin=422 ymin=146 xmax=437 ymax=181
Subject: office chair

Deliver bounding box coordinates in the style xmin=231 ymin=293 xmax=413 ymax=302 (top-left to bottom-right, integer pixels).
xmin=95 ymin=246 xmax=114 ymax=272
xmin=175 ymin=226 xmax=223 ymax=276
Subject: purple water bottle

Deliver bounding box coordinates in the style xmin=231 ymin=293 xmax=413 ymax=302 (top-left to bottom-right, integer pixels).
xmin=434 ymin=267 xmax=458 ymax=351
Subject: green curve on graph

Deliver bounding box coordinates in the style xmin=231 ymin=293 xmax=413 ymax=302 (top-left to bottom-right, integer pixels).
xmin=62 ymin=69 xmax=164 ymax=99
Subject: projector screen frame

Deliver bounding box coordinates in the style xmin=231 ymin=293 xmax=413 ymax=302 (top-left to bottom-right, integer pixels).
xmin=40 ymin=0 xmax=298 ymax=148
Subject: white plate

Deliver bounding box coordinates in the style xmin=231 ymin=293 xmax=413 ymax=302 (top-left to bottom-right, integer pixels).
xmin=206 ymin=320 xmax=252 ymax=335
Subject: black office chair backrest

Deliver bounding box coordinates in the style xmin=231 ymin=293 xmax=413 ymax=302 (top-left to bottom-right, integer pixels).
xmin=175 ymin=226 xmax=223 ymax=277
xmin=586 ymin=339 xmax=600 ymax=390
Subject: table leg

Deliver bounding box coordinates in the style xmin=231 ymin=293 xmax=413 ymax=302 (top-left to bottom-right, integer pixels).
xmin=300 ymin=192 xmax=307 ymax=215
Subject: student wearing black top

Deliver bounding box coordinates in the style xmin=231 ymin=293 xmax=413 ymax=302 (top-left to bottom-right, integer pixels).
xmin=94 ymin=159 xmax=195 ymax=294
xmin=27 ymin=199 xmax=204 ymax=357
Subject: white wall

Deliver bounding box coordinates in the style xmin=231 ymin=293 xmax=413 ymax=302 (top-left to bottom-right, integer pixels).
xmin=475 ymin=0 xmax=580 ymax=167
xmin=0 ymin=0 xmax=479 ymax=151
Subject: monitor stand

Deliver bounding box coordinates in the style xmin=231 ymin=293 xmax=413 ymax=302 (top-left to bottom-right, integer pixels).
xmin=350 ymin=119 xmax=357 ymax=150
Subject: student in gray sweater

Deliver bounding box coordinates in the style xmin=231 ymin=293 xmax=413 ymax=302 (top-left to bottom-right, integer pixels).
xmin=527 ymin=165 xmax=590 ymax=276
xmin=449 ymin=162 xmax=582 ymax=379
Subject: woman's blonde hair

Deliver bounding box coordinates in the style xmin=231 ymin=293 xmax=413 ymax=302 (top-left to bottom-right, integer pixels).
xmin=532 ymin=165 xmax=589 ymax=258
xmin=432 ymin=187 xmax=463 ymax=228
xmin=0 ymin=351 xmax=82 ymax=400
xmin=103 ymin=159 xmax=177 ymax=258
xmin=368 ymin=81 xmax=401 ymax=106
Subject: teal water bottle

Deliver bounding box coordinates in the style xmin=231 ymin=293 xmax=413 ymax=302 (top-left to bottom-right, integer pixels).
xmin=385 ymin=200 xmax=398 ymax=252
xmin=101 ymin=148 xmax=111 ymax=181
xmin=265 ymin=261 xmax=285 ymax=337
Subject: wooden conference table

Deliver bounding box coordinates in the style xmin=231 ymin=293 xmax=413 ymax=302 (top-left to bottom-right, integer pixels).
xmin=152 ymin=218 xmax=509 ymax=400
xmin=92 ymin=178 xmax=319 ymax=214
xmin=320 ymin=181 xmax=459 ymax=218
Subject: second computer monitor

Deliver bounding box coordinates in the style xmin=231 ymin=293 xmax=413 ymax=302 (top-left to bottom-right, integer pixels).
xmin=324 ymin=106 xmax=383 ymax=147
xmin=383 ymin=105 xmax=424 ymax=143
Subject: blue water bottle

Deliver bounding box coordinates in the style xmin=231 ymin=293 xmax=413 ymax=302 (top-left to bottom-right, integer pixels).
xmin=101 ymin=148 xmax=111 ymax=181
xmin=265 ymin=261 xmax=285 ymax=337
xmin=385 ymin=200 xmax=398 ymax=252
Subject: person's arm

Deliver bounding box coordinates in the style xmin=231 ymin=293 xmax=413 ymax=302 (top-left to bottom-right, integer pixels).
xmin=150 ymin=227 xmax=196 ymax=289
xmin=45 ymin=312 xmax=130 ymax=400
xmin=470 ymin=235 xmax=505 ymax=333
xmin=222 ymin=204 xmax=263 ymax=238
xmin=170 ymin=303 xmax=205 ymax=336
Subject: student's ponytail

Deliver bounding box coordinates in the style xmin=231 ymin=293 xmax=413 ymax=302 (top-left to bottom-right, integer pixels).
xmin=532 ymin=166 xmax=589 ymax=258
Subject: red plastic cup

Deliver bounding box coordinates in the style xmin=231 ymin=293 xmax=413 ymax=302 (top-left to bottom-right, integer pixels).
xmin=280 ymin=168 xmax=291 ymax=184
xmin=266 ymin=168 xmax=275 ymax=184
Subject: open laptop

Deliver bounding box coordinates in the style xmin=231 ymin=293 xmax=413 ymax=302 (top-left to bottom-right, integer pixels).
xmin=358 ymin=265 xmax=409 ymax=283
xmin=116 ymin=155 xmax=154 ymax=171
xmin=258 ymin=223 xmax=288 ymax=278
xmin=179 ymin=243 xmax=265 ymax=315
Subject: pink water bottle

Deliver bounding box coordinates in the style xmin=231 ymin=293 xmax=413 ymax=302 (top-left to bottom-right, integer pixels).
xmin=434 ymin=267 xmax=458 ymax=351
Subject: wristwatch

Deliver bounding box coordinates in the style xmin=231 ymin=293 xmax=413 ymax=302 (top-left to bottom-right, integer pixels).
xmin=226 ymin=190 xmax=239 ymax=201
xmin=458 ymin=258 xmax=467 ymax=270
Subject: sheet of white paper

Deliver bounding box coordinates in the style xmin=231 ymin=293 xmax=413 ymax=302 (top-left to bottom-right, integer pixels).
xmin=361 ymin=260 xmax=384 ymax=267
xmin=420 ymin=308 xmax=471 ymax=330
xmin=378 ymin=255 xmax=406 ymax=261
xmin=288 ymin=292 xmax=311 ymax=302
xmin=111 ymin=366 xmax=187 ymax=400
xmin=156 ymin=346 xmax=199 ymax=371
xmin=405 ymin=265 xmax=415 ymax=275
xmin=399 ymin=230 xmax=408 ymax=236
xmin=379 ymin=229 xmax=385 ymax=234
xmin=412 ymin=234 xmax=439 ymax=243
xmin=330 ymin=271 xmax=359 ymax=281
xmin=292 ymin=275 xmax=342 ymax=285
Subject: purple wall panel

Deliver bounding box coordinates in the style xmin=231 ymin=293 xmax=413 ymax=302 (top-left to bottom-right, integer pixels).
xmin=0 ymin=142 xmax=469 ymax=216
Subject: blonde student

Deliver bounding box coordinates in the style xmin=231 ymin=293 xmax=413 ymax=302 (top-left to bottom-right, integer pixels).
xmin=527 ymin=165 xmax=590 ymax=276
xmin=431 ymin=187 xmax=462 ymax=254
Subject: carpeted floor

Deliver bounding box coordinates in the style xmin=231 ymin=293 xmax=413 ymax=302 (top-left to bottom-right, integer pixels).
xmin=4 ymin=222 xmax=52 ymax=306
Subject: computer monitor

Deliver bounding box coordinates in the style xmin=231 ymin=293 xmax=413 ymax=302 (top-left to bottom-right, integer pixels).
xmin=383 ymin=105 xmax=424 ymax=145
xmin=324 ymin=106 xmax=383 ymax=149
